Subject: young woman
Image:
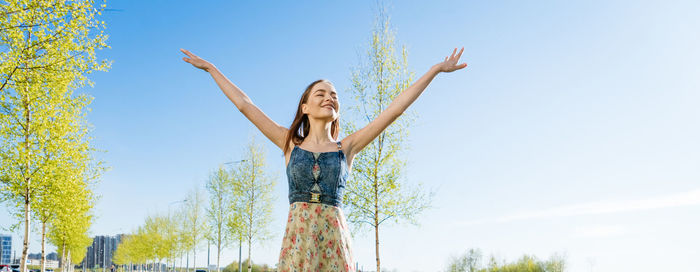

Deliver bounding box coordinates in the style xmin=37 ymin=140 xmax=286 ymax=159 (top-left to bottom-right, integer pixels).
xmin=181 ymin=47 xmax=466 ymax=271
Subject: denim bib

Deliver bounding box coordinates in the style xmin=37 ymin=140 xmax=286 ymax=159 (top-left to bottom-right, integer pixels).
xmin=286 ymin=142 xmax=348 ymax=207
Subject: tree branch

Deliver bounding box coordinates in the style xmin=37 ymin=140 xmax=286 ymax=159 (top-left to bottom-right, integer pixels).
xmin=0 ymin=65 xmax=20 ymax=93
xmin=17 ymin=51 xmax=82 ymax=70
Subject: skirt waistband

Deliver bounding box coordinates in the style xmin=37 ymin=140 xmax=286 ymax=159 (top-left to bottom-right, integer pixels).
xmin=289 ymin=192 xmax=342 ymax=207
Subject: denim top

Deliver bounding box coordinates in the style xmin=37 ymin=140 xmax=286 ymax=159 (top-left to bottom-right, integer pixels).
xmin=286 ymin=142 xmax=349 ymax=207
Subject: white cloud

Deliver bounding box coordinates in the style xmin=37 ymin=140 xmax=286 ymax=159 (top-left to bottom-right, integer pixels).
xmin=454 ymin=188 xmax=700 ymax=227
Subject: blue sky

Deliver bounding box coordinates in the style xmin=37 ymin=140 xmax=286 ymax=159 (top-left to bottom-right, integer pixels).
xmin=2 ymin=0 xmax=699 ymax=271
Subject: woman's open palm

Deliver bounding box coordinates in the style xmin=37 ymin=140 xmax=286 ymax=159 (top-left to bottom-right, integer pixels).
xmin=436 ymin=47 xmax=467 ymax=73
xmin=181 ymin=48 xmax=214 ymax=71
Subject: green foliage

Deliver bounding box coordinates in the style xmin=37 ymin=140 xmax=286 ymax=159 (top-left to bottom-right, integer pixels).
xmin=447 ymin=248 xmax=483 ymax=272
xmin=445 ymin=249 xmax=567 ymax=272
xmin=112 ymin=235 xmax=131 ymax=266
xmin=206 ymin=165 xmax=233 ymax=272
xmin=221 ymin=259 xmax=271 ymax=272
xmin=183 ymin=187 xmax=208 ymax=269
xmin=0 ymin=1 xmax=110 ymax=271
xmin=113 ymin=211 xmax=186 ymax=269
xmin=161 ymin=212 xmax=183 ymax=268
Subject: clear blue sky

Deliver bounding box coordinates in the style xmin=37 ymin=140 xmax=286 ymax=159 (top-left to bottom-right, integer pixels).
xmin=2 ymin=0 xmax=699 ymax=271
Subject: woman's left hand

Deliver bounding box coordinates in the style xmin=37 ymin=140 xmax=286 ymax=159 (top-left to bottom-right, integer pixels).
xmin=434 ymin=47 xmax=467 ymax=73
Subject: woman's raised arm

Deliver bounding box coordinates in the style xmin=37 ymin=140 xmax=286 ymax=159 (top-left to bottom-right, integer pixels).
xmin=343 ymin=47 xmax=467 ymax=158
xmin=181 ymin=48 xmax=288 ymax=151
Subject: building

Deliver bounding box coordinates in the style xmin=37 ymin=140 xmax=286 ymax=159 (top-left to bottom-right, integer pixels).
xmin=26 ymin=252 xmax=59 ymax=268
xmin=26 ymin=259 xmax=59 ymax=268
xmin=83 ymin=235 xmax=124 ymax=269
xmin=0 ymin=235 xmax=11 ymax=265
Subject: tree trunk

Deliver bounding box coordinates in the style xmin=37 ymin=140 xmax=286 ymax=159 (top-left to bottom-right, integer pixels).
xmin=238 ymin=240 xmax=242 ymax=272
xmin=216 ymin=208 xmax=221 ymax=272
xmin=247 ymin=237 xmax=251 ymax=272
xmin=248 ymin=163 xmax=254 ymax=272
xmin=238 ymin=239 xmax=243 ymax=272
xmin=41 ymin=222 xmax=46 ymax=272
xmin=216 ymin=242 xmax=220 ymax=272
xmin=67 ymin=250 xmax=71 ymax=272
xmin=375 ymin=170 xmax=381 ymax=272
xmin=61 ymin=243 xmax=66 ymax=272
xmin=20 ymin=34 xmax=33 ymax=272
xmin=21 ymin=193 xmax=30 ymax=272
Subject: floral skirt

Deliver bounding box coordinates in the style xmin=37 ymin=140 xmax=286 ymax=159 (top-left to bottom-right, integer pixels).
xmin=277 ymin=201 xmax=356 ymax=272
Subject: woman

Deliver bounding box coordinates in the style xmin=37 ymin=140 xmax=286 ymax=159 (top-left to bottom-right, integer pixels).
xmin=181 ymin=47 xmax=466 ymax=271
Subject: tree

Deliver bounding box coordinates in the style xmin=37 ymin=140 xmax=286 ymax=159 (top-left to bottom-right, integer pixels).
xmin=112 ymin=235 xmax=132 ymax=269
xmin=341 ymin=6 xmax=434 ymax=272
xmin=228 ymin=136 xmax=275 ymax=272
xmin=34 ymin=73 xmax=100 ymax=272
xmin=40 ymin=170 xmax=95 ymax=272
xmin=172 ymin=209 xmax=189 ymax=272
xmin=143 ymin=214 xmax=170 ymax=272
xmin=447 ymin=248 xmax=483 ymax=272
xmin=0 ymin=1 xmax=110 ymax=272
xmin=162 ymin=212 xmax=183 ymax=272
xmin=543 ymin=253 xmax=567 ymax=272
xmin=206 ymin=165 xmax=232 ymax=272
xmin=444 ymin=249 xmax=567 ymax=272
xmin=184 ymin=187 xmax=207 ymax=271
xmin=115 ymin=214 xmax=179 ymax=272
xmin=224 ymin=173 xmax=245 ymax=272
xmin=48 ymin=189 xmax=95 ymax=272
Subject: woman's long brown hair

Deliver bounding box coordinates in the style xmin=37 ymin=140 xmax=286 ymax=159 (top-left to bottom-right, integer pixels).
xmin=283 ymin=79 xmax=340 ymax=154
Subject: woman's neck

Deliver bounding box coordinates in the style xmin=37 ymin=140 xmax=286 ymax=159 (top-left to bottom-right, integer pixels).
xmin=305 ymin=117 xmax=334 ymax=144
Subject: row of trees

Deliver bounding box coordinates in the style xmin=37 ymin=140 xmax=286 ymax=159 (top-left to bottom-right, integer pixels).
xmin=446 ymin=249 xmax=567 ymax=272
xmin=113 ymin=138 xmax=276 ymax=272
xmin=0 ymin=1 xmax=110 ymax=272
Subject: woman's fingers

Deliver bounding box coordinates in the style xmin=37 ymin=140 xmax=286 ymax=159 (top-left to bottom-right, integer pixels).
xmin=436 ymin=47 xmax=467 ymax=72
xmin=456 ymin=47 xmax=464 ymax=60
xmin=180 ymin=48 xmax=197 ymax=59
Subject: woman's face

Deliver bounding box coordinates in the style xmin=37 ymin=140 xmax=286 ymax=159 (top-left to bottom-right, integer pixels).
xmin=302 ymin=81 xmax=339 ymax=121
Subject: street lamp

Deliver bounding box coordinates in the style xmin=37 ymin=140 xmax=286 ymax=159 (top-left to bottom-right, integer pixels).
xmin=223 ymin=160 xmax=246 ymax=166
xmin=223 ymin=160 xmax=245 ymax=272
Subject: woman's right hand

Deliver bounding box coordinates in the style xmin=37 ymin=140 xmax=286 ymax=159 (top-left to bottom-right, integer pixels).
xmin=180 ymin=48 xmax=215 ymax=72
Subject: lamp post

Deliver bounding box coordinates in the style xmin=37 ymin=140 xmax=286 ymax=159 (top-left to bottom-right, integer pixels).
xmin=223 ymin=160 xmax=245 ymax=272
